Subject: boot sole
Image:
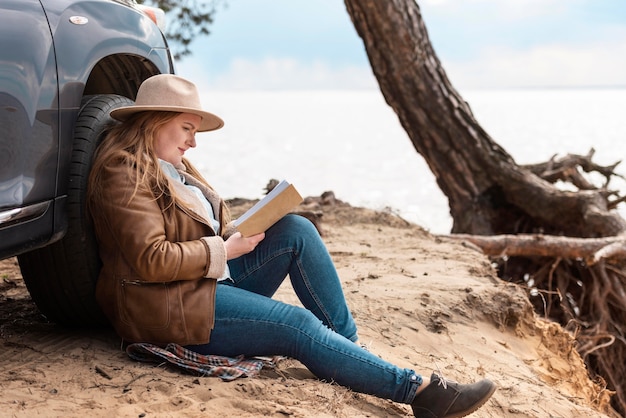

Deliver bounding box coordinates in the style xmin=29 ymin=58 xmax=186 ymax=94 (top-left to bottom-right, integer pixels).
xmin=445 ymin=383 xmax=497 ymax=418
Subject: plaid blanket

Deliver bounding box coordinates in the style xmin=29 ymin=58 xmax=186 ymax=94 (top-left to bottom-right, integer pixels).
xmin=126 ymin=342 xmax=278 ymax=381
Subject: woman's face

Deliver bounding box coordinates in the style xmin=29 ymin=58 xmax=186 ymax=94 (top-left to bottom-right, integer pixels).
xmin=154 ymin=112 xmax=202 ymax=165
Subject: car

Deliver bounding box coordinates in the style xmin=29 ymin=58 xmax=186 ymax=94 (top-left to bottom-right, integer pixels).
xmin=0 ymin=0 xmax=174 ymax=326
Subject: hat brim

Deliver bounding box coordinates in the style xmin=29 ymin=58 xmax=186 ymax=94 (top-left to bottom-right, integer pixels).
xmin=110 ymin=105 xmax=224 ymax=132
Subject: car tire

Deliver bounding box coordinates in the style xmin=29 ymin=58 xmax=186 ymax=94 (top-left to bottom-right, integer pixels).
xmin=18 ymin=94 xmax=133 ymax=326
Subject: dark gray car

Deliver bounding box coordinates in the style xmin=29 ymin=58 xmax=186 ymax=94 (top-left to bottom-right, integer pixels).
xmin=0 ymin=0 xmax=174 ymax=325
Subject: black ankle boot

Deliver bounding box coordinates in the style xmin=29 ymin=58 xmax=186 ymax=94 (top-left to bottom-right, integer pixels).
xmin=411 ymin=373 xmax=496 ymax=418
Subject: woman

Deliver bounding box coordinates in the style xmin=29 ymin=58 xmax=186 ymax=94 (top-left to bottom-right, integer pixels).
xmin=87 ymin=74 xmax=496 ymax=417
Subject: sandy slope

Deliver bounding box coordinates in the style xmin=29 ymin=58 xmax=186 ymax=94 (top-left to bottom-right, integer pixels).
xmin=0 ymin=201 xmax=616 ymax=417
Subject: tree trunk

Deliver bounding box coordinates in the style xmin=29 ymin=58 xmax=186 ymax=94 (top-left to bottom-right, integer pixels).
xmin=343 ymin=0 xmax=626 ymax=238
xmin=343 ymin=0 xmax=626 ymax=414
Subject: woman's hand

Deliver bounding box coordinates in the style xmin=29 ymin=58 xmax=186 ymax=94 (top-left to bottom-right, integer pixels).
xmin=224 ymin=232 xmax=265 ymax=260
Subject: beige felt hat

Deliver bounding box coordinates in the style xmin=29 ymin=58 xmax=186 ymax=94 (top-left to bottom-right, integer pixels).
xmin=110 ymin=74 xmax=224 ymax=132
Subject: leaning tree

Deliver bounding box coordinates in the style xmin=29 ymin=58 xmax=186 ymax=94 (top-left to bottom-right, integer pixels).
xmin=343 ymin=0 xmax=626 ymax=414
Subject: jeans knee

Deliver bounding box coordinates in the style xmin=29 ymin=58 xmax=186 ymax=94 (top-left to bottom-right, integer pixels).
xmin=281 ymin=214 xmax=318 ymax=237
xmin=282 ymin=213 xmax=311 ymax=227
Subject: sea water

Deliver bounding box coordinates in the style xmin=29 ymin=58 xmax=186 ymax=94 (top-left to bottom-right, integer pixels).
xmin=191 ymin=88 xmax=626 ymax=234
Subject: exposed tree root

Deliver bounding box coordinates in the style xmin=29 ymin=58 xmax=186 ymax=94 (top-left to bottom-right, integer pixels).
xmin=444 ymin=149 xmax=626 ymax=413
xmin=451 ymin=234 xmax=626 ymax=266
xmin=447 ymin=233 xmax=626 ymax=414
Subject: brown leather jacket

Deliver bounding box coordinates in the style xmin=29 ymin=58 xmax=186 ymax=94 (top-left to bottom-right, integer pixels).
xmin=89 ymin=157 xmax=228 ymax=346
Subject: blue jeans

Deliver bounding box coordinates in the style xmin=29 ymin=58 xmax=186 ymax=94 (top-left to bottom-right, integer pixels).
xmin=187 ymin=214 xmax=422 ymax=404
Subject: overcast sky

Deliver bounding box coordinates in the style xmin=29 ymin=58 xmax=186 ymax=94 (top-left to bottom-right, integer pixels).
xmin=175 ymin=0 xmax=626 ymax=90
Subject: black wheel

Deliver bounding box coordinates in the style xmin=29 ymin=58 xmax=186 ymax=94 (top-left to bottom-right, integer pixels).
xmin=18 ymin=94 xmax=133 ymax=326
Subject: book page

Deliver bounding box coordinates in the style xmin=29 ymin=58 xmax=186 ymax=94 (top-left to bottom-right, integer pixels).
xmin=233 ymin=180 xmax=303 ymax=237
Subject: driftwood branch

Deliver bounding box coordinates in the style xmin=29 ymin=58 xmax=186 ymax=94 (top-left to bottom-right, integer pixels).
xmin=522 ymin=148 xmax=625 ymax=190
xmin=448 ymin=233 xmax=626 ymax=266
xmin=521 ymin=149 xmax=626 ymax=212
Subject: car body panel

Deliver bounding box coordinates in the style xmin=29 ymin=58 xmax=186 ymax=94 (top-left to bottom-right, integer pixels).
xmin=0 ymin=0 xmax=57 ymax=210
xmin=0 ymin=0 xmax=174 ymax=258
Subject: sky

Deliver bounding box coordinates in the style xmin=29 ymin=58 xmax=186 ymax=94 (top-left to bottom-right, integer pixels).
xmin=174 ymin=0 xmax=626 ymax=91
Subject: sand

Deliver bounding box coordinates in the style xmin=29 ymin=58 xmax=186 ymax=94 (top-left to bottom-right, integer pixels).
xmin=0 ymin=198 xmax=617 ymax=417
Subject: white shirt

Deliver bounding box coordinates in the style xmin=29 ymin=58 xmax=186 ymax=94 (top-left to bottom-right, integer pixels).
xmin=159 ymin=159 xmax=231 ymax=281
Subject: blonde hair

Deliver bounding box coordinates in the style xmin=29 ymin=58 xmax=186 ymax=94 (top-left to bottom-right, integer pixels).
xmin=87 ymin=111 xmax=231 ymax=235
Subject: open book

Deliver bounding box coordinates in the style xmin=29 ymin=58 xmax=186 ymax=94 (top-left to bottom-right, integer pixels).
xmin=233 ymin=180 xmax=303 ymax=237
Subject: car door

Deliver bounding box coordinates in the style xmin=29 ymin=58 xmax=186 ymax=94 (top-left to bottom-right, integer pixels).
xmin=0 ymin=0 xmax=59 ymax=218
